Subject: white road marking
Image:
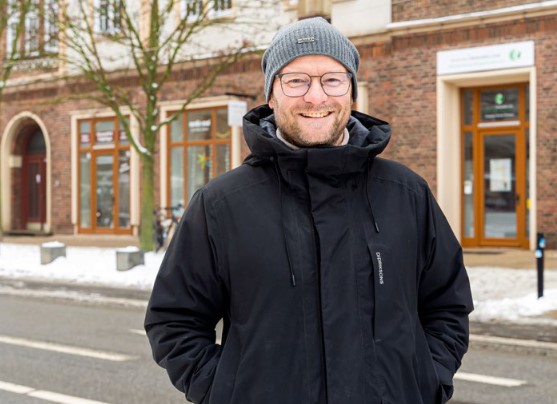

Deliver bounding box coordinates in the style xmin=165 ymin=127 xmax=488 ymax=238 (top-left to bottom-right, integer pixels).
xmin=455 ymin=372 xmax=527 ymax=387
xmin=0 ymin=335 xmax=136 ymax=362
xmin=470 ymin=334 xmax=557 ymax=351
xmin=0 ymin=380 xmax=111 ymax=404
xmin=0 ymin=380 xmax=33 ymax=394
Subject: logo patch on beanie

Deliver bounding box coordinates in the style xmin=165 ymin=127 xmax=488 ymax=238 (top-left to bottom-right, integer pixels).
xmin=297 ymin=36 xmax=316 ymax=44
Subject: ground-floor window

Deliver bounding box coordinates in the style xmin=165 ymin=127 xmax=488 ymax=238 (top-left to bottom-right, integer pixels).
xmin=78 ymin=116 xmax=131 ymax=234
xmin=460 ymin=83 xmax=529 ymax=248
xmin=166 ymin=106 xmax=231 ymax=207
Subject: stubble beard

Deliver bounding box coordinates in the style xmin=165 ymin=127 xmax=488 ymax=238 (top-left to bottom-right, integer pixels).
xmin=272 ymin=97 xmax=350 ymax=148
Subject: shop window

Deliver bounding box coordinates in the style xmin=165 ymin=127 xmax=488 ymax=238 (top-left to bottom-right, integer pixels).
xmin=462 ymin=131 xmax=474 ymax=238
xmin=167 ymin=107 xmax=231 ymax=207
xmin=480 ymin=88 xmax=519 ymax=122
xmin=77 ymin=116 xmax=131 ymax=234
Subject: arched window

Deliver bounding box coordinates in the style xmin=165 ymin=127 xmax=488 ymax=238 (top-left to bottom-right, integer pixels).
xmin=27 ymin=130 xmax=46 ymax=154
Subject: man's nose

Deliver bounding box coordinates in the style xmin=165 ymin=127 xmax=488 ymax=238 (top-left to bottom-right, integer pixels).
xmin=303 ymin=78 xmax=328 ymax=104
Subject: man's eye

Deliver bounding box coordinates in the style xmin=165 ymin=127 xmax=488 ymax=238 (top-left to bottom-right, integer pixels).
xmin=285 ymin=78 xmax=308 ymax=86
xmin=323 ymin=78 xmax=342 ymax=86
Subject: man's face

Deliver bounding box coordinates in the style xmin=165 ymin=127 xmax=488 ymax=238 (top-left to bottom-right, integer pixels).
xmin=269 ymin=55 xmax=353 ymax=148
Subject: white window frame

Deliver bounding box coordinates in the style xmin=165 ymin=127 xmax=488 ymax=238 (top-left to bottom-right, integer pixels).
xmin=179 ymin=0 xmax=233 ymax=21
xmin=94 ymin=0 xmax=122 ymax=35
xmin=24 ymin=0 xmax=41 ymax=57
xmin=44 ymin=0 xmax=60 ymax=53
xmin=6 ymin=0 xmax=59 ymax=58
xmin=6 ymin=0 xmax=20 ymax=56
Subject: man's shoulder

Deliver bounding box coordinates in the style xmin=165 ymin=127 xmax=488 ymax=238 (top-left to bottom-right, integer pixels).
xmin=371 ymin=157 xmax=430 ymax=196
xmin=201 ymin=163 xmax=272 ymax=202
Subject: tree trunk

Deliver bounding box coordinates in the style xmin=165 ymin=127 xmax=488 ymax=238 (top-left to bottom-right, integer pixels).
xmin=140 ymin=154 xmax=155 ymax=251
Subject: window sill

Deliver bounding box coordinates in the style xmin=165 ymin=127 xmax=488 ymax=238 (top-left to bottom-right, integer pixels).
xmin=10 ymin=55 xmax=59 ymax=72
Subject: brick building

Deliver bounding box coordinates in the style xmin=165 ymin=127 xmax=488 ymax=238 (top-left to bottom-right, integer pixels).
xmin=1 ymin=0 xmax=556 ymax=249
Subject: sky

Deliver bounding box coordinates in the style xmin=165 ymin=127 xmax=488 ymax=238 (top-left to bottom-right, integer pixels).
xmin=0 ymin=242 xmax=556 ymax=327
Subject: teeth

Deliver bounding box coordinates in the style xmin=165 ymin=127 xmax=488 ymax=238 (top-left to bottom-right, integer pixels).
xmin=301 ymin=112 xmax=330 ymax=118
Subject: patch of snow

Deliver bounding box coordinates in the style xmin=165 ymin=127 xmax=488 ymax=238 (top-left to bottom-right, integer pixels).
xmin=41 ymin=241 xmax=66 ymax=248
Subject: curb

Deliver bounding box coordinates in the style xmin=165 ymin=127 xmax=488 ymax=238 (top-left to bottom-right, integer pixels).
xmin=0 ymin=276 xmax=151 ymax=306
xmin=469 ymin=333 xmax=557 ymax=357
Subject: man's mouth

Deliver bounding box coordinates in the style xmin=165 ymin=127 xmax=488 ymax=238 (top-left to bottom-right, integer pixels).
xmin=300 ymin=111 xmax=333 ymax=118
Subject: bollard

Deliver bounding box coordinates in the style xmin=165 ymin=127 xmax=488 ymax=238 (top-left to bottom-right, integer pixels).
xmin=116 ymin=247 xmax=145 ymax=271
xmin=40 ymin=242 xmax=67 ymax=265
xmin=536 ymin=232 xmax=545 ymax=299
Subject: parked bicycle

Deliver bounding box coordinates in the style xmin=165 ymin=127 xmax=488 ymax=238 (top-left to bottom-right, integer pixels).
xmin=154 ymin=204 xmax=184 ymax=252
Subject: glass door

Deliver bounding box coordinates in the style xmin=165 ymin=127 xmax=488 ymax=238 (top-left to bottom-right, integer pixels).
xmin=78 ymin=117 xmax=132 ymax=234
xmin=460 ymin=84 xmax=529 ymax=248
xmin=94 ymin=153 xmax=115 ymax=229
xmin=477 ymin=130 xmax=527 ymax=247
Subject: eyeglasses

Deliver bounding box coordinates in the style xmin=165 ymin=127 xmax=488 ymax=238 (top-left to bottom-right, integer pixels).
xmin=275 ymin=72 xmax=352 ymax=97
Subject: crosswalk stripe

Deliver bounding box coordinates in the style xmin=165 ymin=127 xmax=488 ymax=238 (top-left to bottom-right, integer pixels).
xmin=0 ymin=335 xmax=136 ymax=362
xmin=455 ymin=372 xmax=527 ymax=387
xmin=0 ymin=380 xmax=111 ymax=404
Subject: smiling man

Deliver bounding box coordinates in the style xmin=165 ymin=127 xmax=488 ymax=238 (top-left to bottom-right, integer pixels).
xmin=145 ymin=17 xmax=473 ymax=404
xmin=270 ymin=55 xmax=353 ymax=147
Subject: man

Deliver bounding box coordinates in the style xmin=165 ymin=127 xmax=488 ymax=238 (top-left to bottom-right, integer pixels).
xmin=145 ymin=17 xmax=473 ymax=404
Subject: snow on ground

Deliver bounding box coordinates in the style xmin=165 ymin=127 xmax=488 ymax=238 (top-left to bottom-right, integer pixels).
xmin=0 ymin=243 xmax=556 ymax=326
xmin=0 ymin=243 xmax=162 ymax=291
xmin=467 ymin=266 xmax=557 ymax=325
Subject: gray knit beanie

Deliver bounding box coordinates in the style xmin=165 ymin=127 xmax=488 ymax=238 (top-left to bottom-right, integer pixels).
xmin=262 ymin=17 xmax=359 ymax=102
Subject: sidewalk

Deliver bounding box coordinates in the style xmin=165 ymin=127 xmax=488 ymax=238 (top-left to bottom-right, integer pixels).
xmin=1 ymin=234 xmax=140 ymax=248
xmin=463 ymin=247 xmax=557 ymax=270
xmin=4 ymin=234 xmax=556 ymax=269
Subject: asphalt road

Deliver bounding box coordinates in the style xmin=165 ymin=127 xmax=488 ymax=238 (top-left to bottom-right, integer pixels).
xmin=0 ymin=293 xmax=187 ymax=404
xmin=452 ymin=345 xmax=557 ymax=403
xmin=0 ymin=283 xmax=556 ymax=404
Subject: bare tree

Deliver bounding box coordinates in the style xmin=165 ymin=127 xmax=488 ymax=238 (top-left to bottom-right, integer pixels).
xmin=58 ymin=0 xmax=278 ymax=250
xmin=0 ymin=0 xmax=32 ymax=236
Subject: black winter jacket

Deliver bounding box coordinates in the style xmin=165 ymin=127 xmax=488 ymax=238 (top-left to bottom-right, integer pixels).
xmin=145 ymin=105 xmax=474 ymax=404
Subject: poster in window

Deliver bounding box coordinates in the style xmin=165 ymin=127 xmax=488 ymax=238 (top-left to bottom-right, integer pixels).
xmin=490 ymin=158 xmax=512 ymax=192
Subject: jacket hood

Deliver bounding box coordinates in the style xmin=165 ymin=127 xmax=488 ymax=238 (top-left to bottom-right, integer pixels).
xmin=242 ymin=105 xmax=391 ymax=171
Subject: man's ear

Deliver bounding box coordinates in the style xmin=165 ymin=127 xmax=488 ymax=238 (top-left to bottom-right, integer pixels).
xmin=268 ymin=95 xmax=274 ymax=109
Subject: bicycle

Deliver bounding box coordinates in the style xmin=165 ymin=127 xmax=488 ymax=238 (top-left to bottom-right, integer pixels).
xmin=154 ymin=204 xmax=184 ymax=252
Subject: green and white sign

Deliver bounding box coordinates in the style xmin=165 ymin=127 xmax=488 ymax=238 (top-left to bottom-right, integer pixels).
xmin=437 ymin=41 xmax=534 ymax=75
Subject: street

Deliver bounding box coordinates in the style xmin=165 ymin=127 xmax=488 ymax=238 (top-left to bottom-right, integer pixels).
xmin=0 ymin=289 xmax=555 ymax=404
xmin=452 ymin=344 xmax=557 ymax=403
xmin=0 ymin=292 xmax=186 ymax=404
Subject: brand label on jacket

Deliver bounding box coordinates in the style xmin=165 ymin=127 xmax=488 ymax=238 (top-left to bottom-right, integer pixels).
xmin=375 ymin=252 xmax=384 ymax=285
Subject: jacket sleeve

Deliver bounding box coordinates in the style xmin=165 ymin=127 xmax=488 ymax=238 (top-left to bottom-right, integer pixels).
xmin=418 ymin=187 xmax=474 ymax=403
xmin=144 ymin=190 xmax=225 ymax=404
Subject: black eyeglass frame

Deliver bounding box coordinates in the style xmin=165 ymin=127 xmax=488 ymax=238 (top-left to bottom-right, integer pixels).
xmin=275 ymin=72 xmax=353 ymax=98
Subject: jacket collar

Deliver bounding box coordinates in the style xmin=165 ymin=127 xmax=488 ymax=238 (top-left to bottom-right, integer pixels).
xmin=242 ymin=104 xmax=391 ymax=176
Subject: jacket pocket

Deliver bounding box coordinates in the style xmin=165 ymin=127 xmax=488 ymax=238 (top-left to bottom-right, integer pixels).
xmin=207 ymin=336 xmax=242 ymax=404
xmin=414 ymin=322 xmax=442 ymax=404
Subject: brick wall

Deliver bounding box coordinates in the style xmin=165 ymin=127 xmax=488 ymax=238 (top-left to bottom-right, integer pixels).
xmin=376 ymin=14 xmax=557 ymax=247
xmin=0 ymin=57 xmax=263 ymax=235
xmin=1 ymin=14 xmax=556 ymax=247
xmin=392 ymin=0 xmax=542 ymax=22
xmin=535 ymin=16 xmax=557 ymax=248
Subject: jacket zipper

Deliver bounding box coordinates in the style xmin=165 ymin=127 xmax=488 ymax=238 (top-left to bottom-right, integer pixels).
xmin=310 ymin=215 xmax=329 ymax=404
